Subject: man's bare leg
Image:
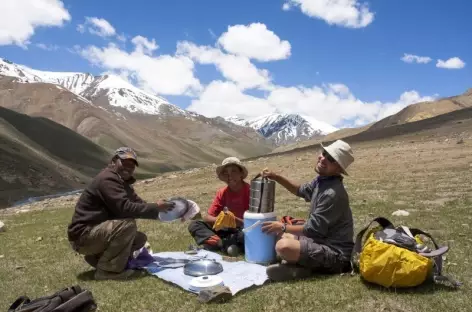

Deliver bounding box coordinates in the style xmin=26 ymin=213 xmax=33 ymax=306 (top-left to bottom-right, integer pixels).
xmin=267 ymin=237 xmax=312 ymax=282
xmin=275 ymin=238 xmax=302 ymax=263
xmin=279 ymin=233 xmax=296 ymax=240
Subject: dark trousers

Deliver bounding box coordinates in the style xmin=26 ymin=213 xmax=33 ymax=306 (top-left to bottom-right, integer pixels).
xmin=188 ymin=220 xmax=244 ymax=250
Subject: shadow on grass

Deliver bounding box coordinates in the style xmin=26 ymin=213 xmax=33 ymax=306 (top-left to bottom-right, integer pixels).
xmin=360 ymin=278 xmax=462 ymax=294
xmin=76 ymin=269 xmax=149 ymax=282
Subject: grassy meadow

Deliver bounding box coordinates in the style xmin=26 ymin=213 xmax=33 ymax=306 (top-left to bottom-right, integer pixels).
xmin=1 ymin=135 xmax=471 ymax=312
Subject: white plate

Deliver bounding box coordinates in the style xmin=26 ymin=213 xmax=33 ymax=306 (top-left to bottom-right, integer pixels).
xmin=189 ymin=275 xmax=224 ymax=293
xmin=158 ymin=197 xmax=189 ymax=222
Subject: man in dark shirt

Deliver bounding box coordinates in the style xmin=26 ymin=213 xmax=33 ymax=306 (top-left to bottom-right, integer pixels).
xmin=261 ymin=140 xmax=355 ymax=281
xmin=68 ymin=147 xmax=175 ymax=280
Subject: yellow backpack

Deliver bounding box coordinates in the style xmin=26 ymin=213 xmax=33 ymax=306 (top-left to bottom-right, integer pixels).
xmin=351 ymin=217 xmax=461 ymax=288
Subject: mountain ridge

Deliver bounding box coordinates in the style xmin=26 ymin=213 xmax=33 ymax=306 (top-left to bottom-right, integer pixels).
xmin=1 ymin=58 xmax=340 ymax=147
xmin=225 ymin=113 xmax=337 ymax=145
xmin=0 ymin=58 xmax=174 ymax=116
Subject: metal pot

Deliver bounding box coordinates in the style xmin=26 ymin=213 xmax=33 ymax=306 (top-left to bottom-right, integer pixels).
xmin=249 ymin=173 xmax=276 ymax=213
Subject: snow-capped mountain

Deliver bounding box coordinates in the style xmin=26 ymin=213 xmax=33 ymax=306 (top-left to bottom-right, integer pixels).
xmin=225 ymin=113 xmax=337 ymax=145
xmin=0 ymin=58 xmax=182 ymax=116
xmin=0 ymin=58 xmax=336 ymax=146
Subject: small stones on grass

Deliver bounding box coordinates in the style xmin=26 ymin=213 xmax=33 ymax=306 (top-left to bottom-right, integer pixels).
xmin=36 ymin=237 xmax=43 ymax=242
xmin=0 ymin=220 xmax=5 ymax=232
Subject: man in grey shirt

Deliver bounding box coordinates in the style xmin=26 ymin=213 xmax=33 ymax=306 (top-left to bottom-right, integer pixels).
xmin=261 ymin=140 xmax=355 ymax=281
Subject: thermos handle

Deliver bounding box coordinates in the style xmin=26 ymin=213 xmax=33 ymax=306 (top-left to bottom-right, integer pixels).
xmin=252 ymin=173 xmax=262 ymax=181
xmin=251 ymin=173 xmax=269 ymax=181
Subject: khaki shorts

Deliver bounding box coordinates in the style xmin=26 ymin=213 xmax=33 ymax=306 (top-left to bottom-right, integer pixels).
xmin=298 ymin=236 xmax=351 ymax=273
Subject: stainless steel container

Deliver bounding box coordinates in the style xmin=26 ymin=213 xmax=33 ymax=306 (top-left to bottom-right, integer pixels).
xmin=249 ymin=174 xmax=276 ymax=213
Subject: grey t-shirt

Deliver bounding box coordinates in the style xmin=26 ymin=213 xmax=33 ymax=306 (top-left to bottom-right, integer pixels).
xmin=297 ymin=175 xmax=354 ymax=258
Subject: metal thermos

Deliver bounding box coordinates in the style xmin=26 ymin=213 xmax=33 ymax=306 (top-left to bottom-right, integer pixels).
xmin=249 ymin=173 xmax=276 ymax=213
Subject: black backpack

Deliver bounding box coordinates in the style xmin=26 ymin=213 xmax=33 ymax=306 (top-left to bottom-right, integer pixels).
xmin=7 ymin=285 xmax=97 ymax=312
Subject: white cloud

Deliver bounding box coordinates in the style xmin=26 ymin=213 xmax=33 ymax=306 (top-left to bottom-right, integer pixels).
xmin=131 ymin=35 xmax=158 ymax=55
xmin=79 ymin=40 xmax=201 ymax=96
xmin=436 ymin=57 xmax=466 ymax=69
xmin=36 ymin=43 xmax=59 ymax=51
xmin=401 ymin=53 xmax=432 ymax=64
xmin=177 ymin=41 xmax=271 ymax=90
xmin=77 ymin=17 xmax=116 ymax=38
xmin=282 ymin=3 xmax=292 ymax=11
xmin=0 ymin=0 xmax=70 ymax=47
xmin=376 ymin=90 xmax=436 ymax=120
xmin=189 ymin=81 xmax=435 ymax=127
xmin=188 ymin=81 xmax=273 ymax=117
xmin=217 ymin=23 xmax=291 ymax=61
xmin=284 ymin=0 xmax=374 ymax=28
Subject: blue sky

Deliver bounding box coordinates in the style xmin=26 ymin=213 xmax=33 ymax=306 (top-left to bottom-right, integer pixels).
xmin=0 ymin=0 xmax=470 ymax=128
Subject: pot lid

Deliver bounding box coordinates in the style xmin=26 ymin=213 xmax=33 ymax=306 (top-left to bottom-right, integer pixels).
xmin=184 ymin=259 xmax=224 ymax=277
xmin=159 ymin=197 xmax=189 ymax=222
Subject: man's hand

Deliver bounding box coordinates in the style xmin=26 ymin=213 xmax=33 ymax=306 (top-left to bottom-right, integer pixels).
xmin=235 ymin=217 xmax=244 ymax=227
xmin=156 ymin=200 xmax=175 ymax=212
xmin=261 ymin=221 xmax=284 ymax=235
xmin=261 ymin=168 xmax=278 ymax=180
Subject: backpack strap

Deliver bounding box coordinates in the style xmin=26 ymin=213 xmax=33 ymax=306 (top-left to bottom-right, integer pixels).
xmin=408 ymin=228 xmax=439 ymax=247
xmin=353 ymin=217 xmax=394 ymax=255
xmin=409 ymin=228 xmax=462 ymax=288
xmin=351 ymin=217 xmax=394 ymax=272
xmin=8 ymin=296 xmax=31 ymax=312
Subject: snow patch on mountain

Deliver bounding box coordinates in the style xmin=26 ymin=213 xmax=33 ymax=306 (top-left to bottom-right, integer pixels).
xmin=225 ymin=113 xmax=337 ymax=145
xmin=0 ymin=58 xmax=185 ymax=117
xmin=31 ymin=70 xmax=96 ymax=94
xmin=79 ymin=74 xmax=180 ymax=115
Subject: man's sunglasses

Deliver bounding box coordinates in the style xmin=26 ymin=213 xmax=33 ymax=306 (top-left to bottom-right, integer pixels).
xmin=322 ymin=150 xmax=336 ymax=163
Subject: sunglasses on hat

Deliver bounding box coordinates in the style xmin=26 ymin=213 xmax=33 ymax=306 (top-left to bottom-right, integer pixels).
xmin=322 ymin=150 xmax=336 ymax=163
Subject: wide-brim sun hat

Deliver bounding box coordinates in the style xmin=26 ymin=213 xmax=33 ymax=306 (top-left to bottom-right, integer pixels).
xmin=216 ymin=157 xmax=248 ymax=181
xmin=320 ymin=140 xmax=354 ymax=175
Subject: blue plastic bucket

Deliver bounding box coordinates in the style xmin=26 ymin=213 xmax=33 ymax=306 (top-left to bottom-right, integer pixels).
xmin=243 ymin=211 xmax=277 ymax=265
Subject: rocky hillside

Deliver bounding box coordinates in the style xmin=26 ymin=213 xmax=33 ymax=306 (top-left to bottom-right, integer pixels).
xmin=0 ymin=74 xmax=272 ymax=170
xmin=0 ymin=58 xmax=277 ymax=207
